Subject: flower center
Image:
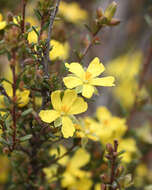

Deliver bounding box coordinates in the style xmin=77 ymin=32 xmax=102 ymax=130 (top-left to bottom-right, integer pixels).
xmin=61 ymin=105 xmax=69 ymax=114
xmin=85 ymin=71 xmax=92 ymax=81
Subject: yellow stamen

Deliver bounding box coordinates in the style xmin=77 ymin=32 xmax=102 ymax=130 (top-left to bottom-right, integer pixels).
xmin=61 ymin=105 xmax=69 ymax=113
xmin=85 ymin=71 xmax=92 ymax=81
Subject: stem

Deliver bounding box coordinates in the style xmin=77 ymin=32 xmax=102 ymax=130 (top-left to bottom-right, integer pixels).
xmin=21 ymin=0 xmax=26 ymax=34
xmin=44 ymin=0 xmax=61 ymax=78
xmin=109 ymin=140 xmax=118 ymax=190
xmin=11 ymin=52 xmax=17 ymax=151
xmin=79 ymin=27 xmax=102 ymax=62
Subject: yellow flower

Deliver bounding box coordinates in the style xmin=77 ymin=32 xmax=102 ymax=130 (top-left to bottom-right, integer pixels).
xmin=43 ymin=145 xmax=68 ymax=183
xmin=16 ymin=89 xmax=30 ymax=107
xmin=75 ymin=106 xmax=127 ymax=145
xmin=0 ymin=81 xmax=30 ymax=116
xmin=75 ymin=117 xmax=100 ymax=141
xmin=118 ymin=138 xmax=137 ymax=163
xmin=27 ymin=32 xmax=69 ymax=61
xmin=43 ymin=165 xmax=58 ymax=183
xmin=134 ymin=164 xmax=149 ymax=187
xmin=49 ymin=145 xmax=68 ymax=166
xmin=0 ymin=155 xmax=10 ymax=184
xmin=39 ymin=89 xmax=88 ymax=138
xmin=49 ymin=40 xmax=69 ymax=60
xmin=106 ymin=51 xmax=142 ymax=80
xmin=0 ymin=95 xmax=6 ymax=116
xmin=0 ymin=13 xmax=6 ymax=30
xmin=106 ymin=51 xmax=146 ymax=108
xmin=27 ymin=30 xmax=38 ymax=44
xmin=96 ymin=107 xmax=127 ymax=141
xmin=61 ymin=148 xmax=92 ymax=190
xmin=59 ymin=1 xmax=88 ymax=24
xmin=63 ymin=57 xmax=115 ymax=98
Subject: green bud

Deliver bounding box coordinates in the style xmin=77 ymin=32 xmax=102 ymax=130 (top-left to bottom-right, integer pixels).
xmin=104 ymin=1 xmax=117 ymax=21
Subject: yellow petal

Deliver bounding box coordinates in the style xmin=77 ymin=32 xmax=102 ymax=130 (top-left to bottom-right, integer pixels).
xmin=63 ymin=76 xmax=83 ymax=89
xmin=65 ymin=62 xmax=85 ymax=78
xmin=49 ymin=40 xmax=69 ymax=60
xmin=62 ymin=89 xmax=77 ymax=109
xmin=90 ymin=76 xmax=115 ymax=86
xmin=0 ymin=21 xmax=6 ymax=30
xmin=16 ymin=90 xmax=30 ymax=107
xmin=68 ymin=97 xmax=88 ymax=115
xmin=82 ymin=84 xmax=94 ymax=98
xmin=51 ymin=90 xmax=62 ymax=111
xmin=87 ymin=57 xmax=105 ymax=77
xmin=39 ymin=110 xmax=60 ymax=123
xmin=70 ymin=148 xmax=90 ymax=168
xmin=61 ymin=116 xmax=75 ymax=138
xmin=27 ymin=30 xmax=38 ymax=44
xmin=96 ymin=106 xmax=111 ymax=122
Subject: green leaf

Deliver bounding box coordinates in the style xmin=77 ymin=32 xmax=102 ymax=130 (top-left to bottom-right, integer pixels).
xmin=54 ymin=117 xmax=62 ymax=128
xmin=34 ymin=9 xmax=42 ymax=20
xmin=81 ymin=137 xmax=88 ymax=148
xmin=75 ymin=85 xmax=83 ymax=94
xmin=21 ymin=108 xmax=33 ymax=117
xmin=117 ymin=150 xmax=125 ymax=156
xmin=20 ymin=134 xmax=32 ymax=142
xmin=0 ymin=137 xmax=11 ymax=145
xmin=32 ymin=26 xmax=39 ymax=37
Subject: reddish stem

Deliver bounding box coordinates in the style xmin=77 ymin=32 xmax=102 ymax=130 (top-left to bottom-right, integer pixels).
xmin=21 ymin=0 xmax=26 ymax=33
xmin=11 ymin=52 xmax=17 ymax=150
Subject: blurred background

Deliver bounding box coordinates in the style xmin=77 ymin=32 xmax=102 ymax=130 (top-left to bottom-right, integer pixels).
xmin=0 ymin=0 xmax=152 ymax=189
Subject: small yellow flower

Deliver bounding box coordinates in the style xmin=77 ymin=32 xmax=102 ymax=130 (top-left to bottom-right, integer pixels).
xmin=118 ymin=138 xmax=137 ymax=163
xmin=39 ymin=89 xmax=88 ymax=138
xmin=0 ymin=155 xmax=10 ymax=184
xmin=106 ymin=51 xmax=147 ymax=108
xmin=59 ymin=1 xmax=88 ymax=24
xmin=63 ymin=57 xmax=115 ymax=98
xmin=27 ymin=31 xmax=69 ymax=61
xmin=61 ymin=148 xmax=92 ymax=190
xmin=16 ymin=89 xmax=30 ymax=107
xmin=0 ymin=82 xmax=30 ymax=116
xmin=0 ymin=13 xmax=6 ymax=30
xmin=49 ymin=39 xmax=69 ymax=61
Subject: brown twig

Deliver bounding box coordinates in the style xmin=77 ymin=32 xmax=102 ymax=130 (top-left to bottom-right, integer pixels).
xmin=11 ymin=52 xmax=17 ymax=151
xmin=21 ymin=0 xmax=26 ymax=34
xmin=43 ymin=0 xmax=61 ymax=78
xmin=109 ymin=140 xmax=118 ymax=190
xmin=79 ymin=26 xmax=102 ymax=62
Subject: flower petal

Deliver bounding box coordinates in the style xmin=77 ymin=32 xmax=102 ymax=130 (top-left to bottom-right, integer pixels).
xmin=87 ymin=57 xmax=105 ymax=77
xmin=16 ymin=90 xmax=30 ymax=107
xmin=39 ymin=110 xmax=60 ymax=123
xmin=68 ymin=97 xmax=88 ymax=115
xmin=62 ymin=89 xmax=77 ymax=109
xmin=70 ymin=148 xmax=90 ymax=168
xmin=63 ymin=76 xmax=83 ymax=89
xmin=62 ymin=116 xmax=75 ymax=138
xmin=90 ymin=76 xmax=115 ymax=86
xmin=51 ymin=90 xmax=62 ymax=111
xmin=0 ymin=21 xmax=6 ymax=30
xmin=82 ymin=84 xmax=94 ymax=98
xmin=65 ymin=62 xmax=85 ymax=78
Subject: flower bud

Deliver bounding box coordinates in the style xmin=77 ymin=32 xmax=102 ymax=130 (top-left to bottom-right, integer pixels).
xmin=101 ymin=184 xmax=106 ymax=190
xmin=108 ymin=18 xmax=120 ymax=26
xmin=3 ymin=147 xmax=10 ymax=155
xmin=104 ymin=1 xmax=117 ymax=21
xmin=106 ymin=143 xmax=113 ymax=153
xmin=96 ymin=8 xmax=104 ymax=19
xmin=7 ymin=12 xmax=13 ymax=22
